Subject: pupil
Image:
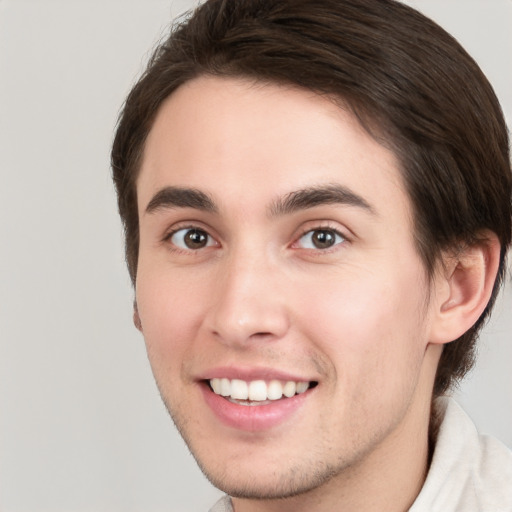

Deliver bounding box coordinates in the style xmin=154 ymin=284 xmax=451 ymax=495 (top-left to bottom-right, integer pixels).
xmin=185 ymin=229 xmax=207 ymax=248
xmin=313 ymin=230 xmax=334 ymax=249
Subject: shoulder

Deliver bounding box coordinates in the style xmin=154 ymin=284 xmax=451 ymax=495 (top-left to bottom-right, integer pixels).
xmin=411 ymin=397 xmax=512 ymax=511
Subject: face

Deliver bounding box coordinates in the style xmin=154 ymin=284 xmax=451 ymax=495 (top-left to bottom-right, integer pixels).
xmin=135 ymin=77 xmax=441 ymax=500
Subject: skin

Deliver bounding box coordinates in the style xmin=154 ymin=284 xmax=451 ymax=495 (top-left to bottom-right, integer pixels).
xmin=134 ymin=76 xmax=497 ymax=512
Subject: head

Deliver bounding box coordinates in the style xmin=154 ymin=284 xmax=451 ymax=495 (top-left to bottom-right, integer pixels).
xmin=112 ymin=0 xmax=511 ymax=397
xmin=111 ymin=0 xmax=511 ymax=501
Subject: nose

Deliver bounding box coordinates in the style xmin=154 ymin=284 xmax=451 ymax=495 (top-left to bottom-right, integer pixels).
xmin=205 ymin=251 xmax=290 ymax=348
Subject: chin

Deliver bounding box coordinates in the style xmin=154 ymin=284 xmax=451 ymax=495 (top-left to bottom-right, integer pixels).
xmin=200 ymin=462 xmax=339 ymax=500
xmin=185 ymin=439 xmax=345 ymax=501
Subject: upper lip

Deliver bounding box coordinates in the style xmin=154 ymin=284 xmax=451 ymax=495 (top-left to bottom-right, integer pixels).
xmin=197 ymin=366 xmax=316 ymax=383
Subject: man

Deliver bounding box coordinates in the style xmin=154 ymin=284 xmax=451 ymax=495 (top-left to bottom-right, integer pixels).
xmin=111 ymin=0 xmax=512 ymax=510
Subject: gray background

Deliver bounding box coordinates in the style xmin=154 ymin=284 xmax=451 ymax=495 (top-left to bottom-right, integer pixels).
xmin=1 ymin=1 xmax=510 ymax=511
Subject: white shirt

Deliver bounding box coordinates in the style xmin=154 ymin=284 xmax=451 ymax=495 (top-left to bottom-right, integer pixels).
xmin=410 ymin=398 xmax=512 ymax=511
xmin=210 ymin=398 xmax=512 ymax=511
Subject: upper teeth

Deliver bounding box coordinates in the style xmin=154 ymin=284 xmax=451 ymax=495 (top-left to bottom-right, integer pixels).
xmin=209 ymin=378 xmax=310 ymax=401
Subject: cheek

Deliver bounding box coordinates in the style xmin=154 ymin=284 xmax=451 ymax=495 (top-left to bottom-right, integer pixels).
xmin=297 ymin=265 xmax=428 ymax=389
xmin=135 ymin=268 xmax=206 ymax=367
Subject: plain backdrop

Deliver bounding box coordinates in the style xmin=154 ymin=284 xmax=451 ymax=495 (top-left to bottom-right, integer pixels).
xmin=0 ymin=1 xmax=510 ymax=511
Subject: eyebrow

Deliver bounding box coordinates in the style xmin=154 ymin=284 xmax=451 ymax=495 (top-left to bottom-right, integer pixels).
xmin=144 ymin=184 xmax=375 ymax=218
xmin=145 ymin=186 xmax=218 ymax=215
xmin=269 ymin=184 xmax=375 ymax=217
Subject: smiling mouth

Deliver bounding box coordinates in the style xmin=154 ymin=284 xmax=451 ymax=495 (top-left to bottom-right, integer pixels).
xmin=207 ymin=378 xmax=318 ymax=405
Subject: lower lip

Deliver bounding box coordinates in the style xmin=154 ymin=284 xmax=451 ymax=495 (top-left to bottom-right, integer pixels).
xmin=201 ymin=383 xmax=310 ymax=432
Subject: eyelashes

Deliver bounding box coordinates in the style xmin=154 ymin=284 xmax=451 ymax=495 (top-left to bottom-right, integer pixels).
xmin=294 ymin=228 xmax=345 ymax=250
xmin=167 ymin=227 xmax=217 ymax=251
xmin=163 ymin=223 xmax=348 ymax=255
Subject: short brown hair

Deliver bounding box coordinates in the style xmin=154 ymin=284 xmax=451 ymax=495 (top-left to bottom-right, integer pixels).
xmin=111 ymin=0 xmax=512 ymax=395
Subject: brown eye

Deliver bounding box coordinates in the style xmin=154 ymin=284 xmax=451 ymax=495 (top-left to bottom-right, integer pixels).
xmin=297 ymin=229 xmax=345 ymax=250
xmin=170 ymin=228 xmax=214 ymax=250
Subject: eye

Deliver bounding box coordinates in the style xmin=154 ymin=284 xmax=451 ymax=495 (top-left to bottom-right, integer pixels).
xmin=169 ymin=228 xmax=216 ymax=250
xmin=296 ymin=228 xmax=345 ymax=250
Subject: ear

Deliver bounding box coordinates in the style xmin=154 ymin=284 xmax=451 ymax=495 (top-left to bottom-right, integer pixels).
xmin=133 ymin=300 xmax=143 ymax=332
xmin=429 ymin=232 xmax=501 ymax=345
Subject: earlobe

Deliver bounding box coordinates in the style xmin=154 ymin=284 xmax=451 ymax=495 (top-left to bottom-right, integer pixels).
xmin=429 ymin=233 xmax=501 ymax=345
xmin=133 ymin=300 xmax=143 ymax=332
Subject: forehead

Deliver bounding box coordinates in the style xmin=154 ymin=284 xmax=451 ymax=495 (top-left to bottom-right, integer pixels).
xmin=137 ymin=76 xmax=411 ymax=224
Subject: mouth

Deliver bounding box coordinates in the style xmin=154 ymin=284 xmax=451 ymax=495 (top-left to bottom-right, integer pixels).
xmin=207 ymin=378 xmax=318 ymax=406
